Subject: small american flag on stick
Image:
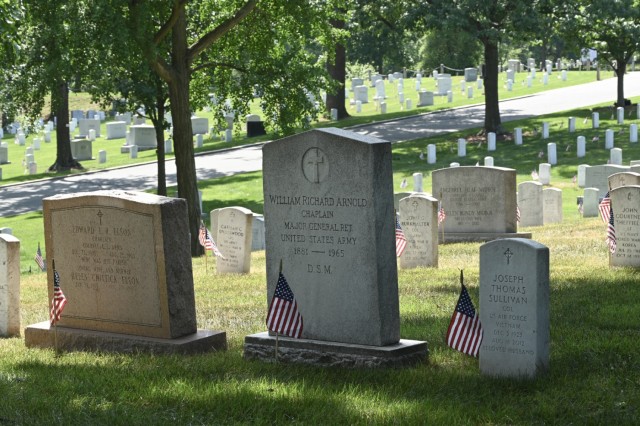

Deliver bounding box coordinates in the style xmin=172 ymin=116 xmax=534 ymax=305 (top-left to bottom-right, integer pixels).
xmin=446 ymin=271 xmax=483 ymax=357
xmin=50 ymin=261 xmax=68 ymax=326
xmin=266 ymin=272 xmax=303 ymax=338
xmin=395 ymin=216 xmax=407 ymax=257
xmin=198 ymin=221 xmax=225 ymax=258
xmin=34 ymin=243 xmax=45 ymax=271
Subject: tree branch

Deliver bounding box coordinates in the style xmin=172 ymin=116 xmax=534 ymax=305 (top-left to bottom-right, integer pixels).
xmin=187 ymin=0 xmax=258 ymax=64
xmin=153 ymin=0 xmax=189 ymax=46
xmin=191 ymin=61 xmax=249 ymax=74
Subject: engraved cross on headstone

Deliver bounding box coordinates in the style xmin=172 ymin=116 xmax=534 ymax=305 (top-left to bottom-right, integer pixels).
xmin=97 ymin=210 xmax=103 ymax=225
xmin=504 ymin=248 xmax=513 ymax=265
xmin=304 ymin=148 xmax=325 ymax=183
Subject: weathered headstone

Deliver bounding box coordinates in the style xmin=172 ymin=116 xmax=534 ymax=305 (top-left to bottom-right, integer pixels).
xmin=608 ymin=172 xmax=640 ymax=190
xmin=78 ymin=118 xmax=101 ymax=138
xmin=479 ymin=238 xmax=550 ymax=378
xmin=251 ymin=213 xmax=266 ymax=251
xmin=542 ymin=188 xmax=563 ymax=224
xmin=538 ymin=163 xmax=551 ymax=185
xmin=71 ymin=138 xmax=93 ymax=161
xmin=582 ymin=188 xmax=600 ymax=217
xmin=547 ymin=143 xmax=557 ymax=165
xmin=418 ymin=90 xmax=434 ymax=107
xmin=245 ymin=128 xmax=427 ymax=366
xmin=517 ymin=182 xmax=544 ymax=227
xmin=24 ymin=191 xmax=226 ymax=353
xmin=484 ymin=156 xmax=494 ymax=167
xmin=584 ymin=164 xmax=630 ymax=197
xmin=577 ymin=136 xmax=586 ymax=157
xmin=464 ymin=67 xmax=478 ymax=82
xmin=0 ymin=145 xmax=7 ymax=164
xmin=129 ymin=125 xmax=157 ymax=150
xmin=436 ymin=75 xmax=452 ymax=95
xmin=0 ymin=234 xmax=20 ymax=337
xmin=399 ymin=194 xmax=438 ymax=269
xmin=457 ymin=138 xmax=466 ymax=157
xmin=432 ymin=166 xmax=530 ymax=242
xmin=577 ymin=164 xmax=589 ymax=187
xmin=215 ymin=206 xmax=253 ymax=274
xmin=427 ymin=144 xmax=436 ymax=164
xmin=106 ymin=121 xmax=127 ymax=139
xmin=354 ymin=85 xmax=368 ymax=104
xmin=592 ymin=112 xmax=600 ymax=128
xmin=609 ymin=185 xmax=640 ymax=267
xmin=487 ymin=132 xmax=496 ymax=151
xmin=413 ymin=173 xmax=423 ymax=192
xmin=610 ymin=148 xmax=623 ymax=165
xmin=514 ymin=128 xmax=523 ymax=145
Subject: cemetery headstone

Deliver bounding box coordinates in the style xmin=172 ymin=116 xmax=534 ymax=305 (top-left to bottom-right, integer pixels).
xmin=608 ymin=172 xmax=640 ymax=190
xmin=517 ymin=182 xmax=544 ymax=227
xmin=399 ymin=194 xmax=438 ymax=269
xmin=457 ymin=138 xmax=466 ymax=157
xmin=0 ymin=234 xmax=20 ymax=337
xmin=577 ymin=136 xmax=586 ymax=157
xmin=24 ymin=190 xmax=226 ymax=353
xmin=514 ymin=128 xmax=523 ymax=145
xmin=484 ymin=157 xmax=494 ymax=167
xmin=251 ymin=214 xmax=266 ymax=251
xmin=609 ymin=185 xmax=640 ymax=267
xmin=413 ymin=173 xmax=423 ymax=192
xmin=464 ymin=67 xmax=478 ymax=82
xmin=487 ymin=132 xmax=496 ymax=151
xmin=610 ymin=148 xmax=623 ymax=165
xmin=538 ymin=163 xmax=551 ymax=185
xmin=354 ymin=85 xmax=368 ymax=104
xmin=417 ymin=91 xmax=434 ymax=107
xmin=605 ymin=129 xmax=614 ymax=149
xmin=582 ymin=188 xmax=600 ymax=217
xmin=432 ymin=166 xmax=530 ymax=242
xmin=584 ymin=164 xmax=630 ymax=197
xmin=592 ymin=112 xmax=599 ymax=128
xmin=542 ymin=188 xmax=563 ymax=224
xmin=436 ymin=74 xmax=452 ymax=95
xmin=577 ymin=164 xmax=589 ymax=187
xmin=480 ymin=238 xmax=550 ymax=378
xmin=129 ymin=125 xmax=157 ymax=150
xmin=215 ymin=206 xmax=253 ymax=274
xmin=106 ymin=122 xmax=127 ymax=139
xmin=427 ymin=144 xmax=436 ymax=164
xmin=245 ymin=128 xmax=427 ymax=366
xmin=78 ymin=118 xmax=101 ymax=138
xmin=71 ymin=138 xmax=93 ymax=161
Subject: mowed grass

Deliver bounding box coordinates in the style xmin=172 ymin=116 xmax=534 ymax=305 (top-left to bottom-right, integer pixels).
xmin=1 ymin=76 xmax=640 ymax=424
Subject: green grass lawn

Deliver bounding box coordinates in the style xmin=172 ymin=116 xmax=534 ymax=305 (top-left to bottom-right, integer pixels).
xmin=1 ymin=72 xmax=639 ymax=424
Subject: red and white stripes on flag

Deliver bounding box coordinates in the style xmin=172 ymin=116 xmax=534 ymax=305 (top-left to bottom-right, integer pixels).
xmin=395 ymin=216 xmax=407 ymax=257
xmin=599 ymin=193 xmax=617 ymax=254
xmin=50 ymin=267 xmax=68 ymax=326
xmin=446 ymin=284 xmax=483 ymax=357
xmin=266 ymin=273 xmax=303 ymax=338
xmin=516 ymin=205 xmax=521 ymax=223
xmin=438 ymin=202 xmax=446 ymax=225
xmin=198 ymin=222 xmax=225 ymax=259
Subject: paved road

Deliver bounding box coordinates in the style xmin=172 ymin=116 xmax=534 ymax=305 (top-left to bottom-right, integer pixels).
xmin=2 ymin=73 xmax=640 ymax=218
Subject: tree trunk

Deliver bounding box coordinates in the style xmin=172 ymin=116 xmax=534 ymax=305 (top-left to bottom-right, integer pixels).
xmin=483 ymin=41 xmax=502 ymax=134
xmin=615 ymin=60 xmax=626 ymax=107
xmin=325 ymin=17 xmax=350 ymax=120
xmin=168 ymin=9 xmax=202 ymax=256
xmin=151 ymin=96 xmax=167 ymax=197
xmin=49 ymin=81 xmax=82 ymax=172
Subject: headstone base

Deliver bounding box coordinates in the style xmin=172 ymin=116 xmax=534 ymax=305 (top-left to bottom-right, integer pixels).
xmin=439 ymin=232 xmax=532 ymax=244
xmin=24 ymin=321 xmax=226 ymax=355
xmin=244 ymin=332 xmax=427 ymax=368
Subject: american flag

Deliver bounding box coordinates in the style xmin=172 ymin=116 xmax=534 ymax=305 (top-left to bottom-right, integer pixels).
xmin=50 ymin=265 xmax=67 ymax=326
xmin=395 ymin=216 xmax=407 ymax=257
xmin=266 ymin=272 xmax=303 ymax=338
xmin=198 ymin=222 xmax=225 ymax=259
xmin=578 ymin=199 xmax=584 ymax=215
xmin=34 ymin=243 xmax=45 ymax=271
xmin=438 ymin=202 xmax=446 ymax=224
xmin=400 ymin=178 xmax=407 ymax=189
xmin=516 ymin=205 xmax=521 ymax=223
xmin=446 ymin=284 xmax=483 ymax=357
xmin=531 ymin=169 xmax=539 ymax=181
xmin=572 ymin=175 xmax=577 ymax=185
xmin=598 ymin=193 xmax=611 ymax=224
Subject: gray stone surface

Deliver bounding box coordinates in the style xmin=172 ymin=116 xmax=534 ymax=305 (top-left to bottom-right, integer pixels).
xmin=584 ymin=164 xmax=630 ymax=197
xmin=261 ymin=128 xmax=402 ymax=346
xmin=517 ymin=181 xmax=543 ymax=227
xmin=71 ymin=138 xmax=93 ymax=161
xmin=479 ymin=238 xmax=550 ymax=378
xmin=25 ymin=321 xmax=226 ymax=354
xmin=215 ymin=206 xmax=253 ymax=273
xmin=608 ymin=172 xmax=640 ymax=190
xmin=78 ymin=118 xmax=101 ymax=137
xmin=432 ymin=166 xmax=523 ymax=238
xmin=191 ymin=117 xmax=209 ymax=135
xmin=129 ymin=125 xmax=157 ymax=149
xmin=29 ymin=190 xmax=200 ymax=340
xmin=398 ymin=194 xmax=438 ymax=269
xmin=542 ymin=188 xmax=563 ymax=224
xmin=106 ymin=121 xmax=127 ymax=140
xmin=0 ymin=145 xmax=7 ymax=164
xmin=609 ymin=185 xmax=640 ymax=267
xmin=244 ymin=332 xmax=427 ymax=368
xmin=583 ymin=188 xmax=600 ymax=217
xmin=251 ymin=214 xmax=265 ymax=251
xmin=0 ymin=234 xmax=20 ymax=337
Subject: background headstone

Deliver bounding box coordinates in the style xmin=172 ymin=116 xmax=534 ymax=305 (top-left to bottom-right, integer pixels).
xmin=542 ymin=188 xmax=563 ymax=224
xmin=398 ymin=194 xmax=438 ymax=269
xmin=215 ymin=206 xmax=254 ymax=274
xmin=0 ymin=234 xmax=20 ymax=337
xmin=610 ymin=185 xmax=640 ymax=267
xmin=517 ymin=181 xmax=544 ymax=227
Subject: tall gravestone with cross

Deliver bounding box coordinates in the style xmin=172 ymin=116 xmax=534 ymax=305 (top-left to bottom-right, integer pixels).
xmin=24 ymin=190 xmax=226 ymax=354
xmin=479 ymin=238 xmax=550 ymax=378
xmin=245 ymin=128 xmax=427 ymax=366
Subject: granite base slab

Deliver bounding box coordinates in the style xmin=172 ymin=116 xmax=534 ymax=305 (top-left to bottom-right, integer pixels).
xmin=244 ymin=332 xmax=428 ymax=368
xmin=439 ymin=232 xmax=532 ymax=243
xmin=25 ymin=321 xmax=226 ymax=355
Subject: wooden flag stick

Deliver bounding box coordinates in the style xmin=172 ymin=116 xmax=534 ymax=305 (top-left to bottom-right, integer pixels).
xmin=51 ymin=259 xmax=60 ymax=356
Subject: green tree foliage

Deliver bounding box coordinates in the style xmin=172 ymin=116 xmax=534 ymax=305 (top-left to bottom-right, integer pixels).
xmin=416 ymin=0 xmax=540 ymax=133
xmin=418 ymin=30 xmax=482 ymax=74
xmin=564 ymin=0 xmax=640 ymax=106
